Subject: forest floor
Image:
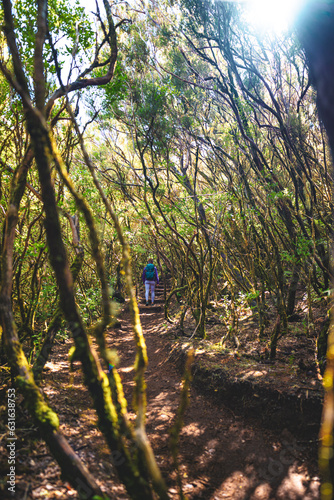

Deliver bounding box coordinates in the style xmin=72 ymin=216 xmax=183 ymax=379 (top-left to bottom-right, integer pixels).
xmin=0 ymin=283 xmax=323 ymax=499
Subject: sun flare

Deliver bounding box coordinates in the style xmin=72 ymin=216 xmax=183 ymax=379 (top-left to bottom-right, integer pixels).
xmin=245 ymin=0 xmax=306 ymax=32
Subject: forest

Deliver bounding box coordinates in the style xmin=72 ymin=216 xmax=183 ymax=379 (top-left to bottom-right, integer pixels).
xmin=0 ymin=0 xmax=334 ymax=499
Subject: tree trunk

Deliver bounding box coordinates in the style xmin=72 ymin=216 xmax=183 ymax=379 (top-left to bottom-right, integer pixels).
xmin=297 ymin=5 xmax=334 ymax=498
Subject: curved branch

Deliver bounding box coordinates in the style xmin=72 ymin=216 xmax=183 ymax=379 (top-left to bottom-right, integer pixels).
xmin=45 ymin=0 xmax=118 ymax=115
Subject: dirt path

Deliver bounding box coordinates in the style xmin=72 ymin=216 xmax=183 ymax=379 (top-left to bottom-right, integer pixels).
xmin=0 ymin=282 xmax=321 ymax=499
xmin=115 ymin=284 xmax=320 ymax=500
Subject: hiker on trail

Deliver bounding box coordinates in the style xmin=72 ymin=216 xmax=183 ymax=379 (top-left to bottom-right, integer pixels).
xmin=142 ymin=259 xmax=159 ymax=306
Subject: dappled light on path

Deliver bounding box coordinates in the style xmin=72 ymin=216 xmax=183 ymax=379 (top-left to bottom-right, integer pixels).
xmin=106 ymin=284 xmax=320 ymax=499
xmin=15 ymin=281 xmax=319 ymax=499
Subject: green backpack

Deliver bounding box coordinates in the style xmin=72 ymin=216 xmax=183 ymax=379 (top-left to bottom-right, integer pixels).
xmin=145 ymin=263 xmax=155 ymax=280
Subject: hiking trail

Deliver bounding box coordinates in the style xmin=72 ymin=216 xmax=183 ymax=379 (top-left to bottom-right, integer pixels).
xmin=1 ymin=280 xmax=320 ymax=499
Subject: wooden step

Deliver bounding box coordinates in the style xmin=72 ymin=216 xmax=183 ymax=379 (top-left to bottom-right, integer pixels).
xmin=139 ymin=296 xmax=164 ymax=301
xmin=139 ymin=305 xmax=162 ymax=313
xmin=140 ymin=299 xmax=164 ymax=305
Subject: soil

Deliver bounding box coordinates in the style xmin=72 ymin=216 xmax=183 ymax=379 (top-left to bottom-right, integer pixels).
xmin=0 ymin=282 xmax=322 ymax=499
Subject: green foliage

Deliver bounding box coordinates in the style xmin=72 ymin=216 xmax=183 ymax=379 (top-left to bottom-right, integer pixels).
xmin=0 ymin=0 xmax=329 ymax=369
xmin=102 ymin=62 xmax=129 ymax=111
xmin=76 ymin=286 xmax=103 ymax=325
xmin=12 ymin=0 xmax=93 ymax=80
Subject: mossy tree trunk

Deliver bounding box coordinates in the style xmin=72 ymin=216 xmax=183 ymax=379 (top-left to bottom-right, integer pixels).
xmin=33 ymin=215 xmax=84 ymax=379
xmin=0 ymin=99 xmax=104 ymax=500
xmin=0 ymin=0 xmax=170 ymax=498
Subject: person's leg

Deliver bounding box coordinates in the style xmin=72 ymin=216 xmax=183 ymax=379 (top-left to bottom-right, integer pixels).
xmin=151 ymin=282 xmax=155 ymax=304
xmin=145 ymin=281 xmax=150 ymax=304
